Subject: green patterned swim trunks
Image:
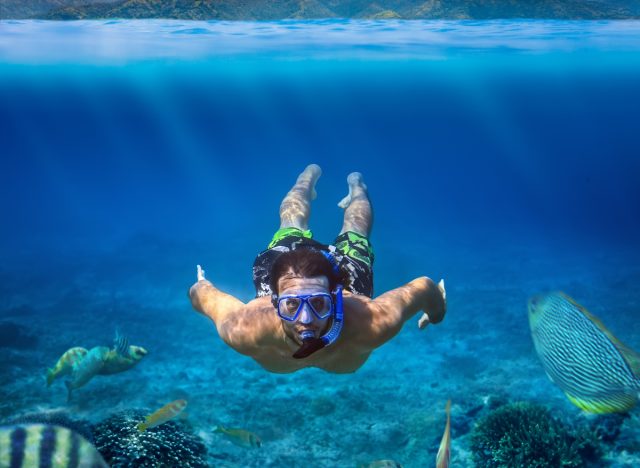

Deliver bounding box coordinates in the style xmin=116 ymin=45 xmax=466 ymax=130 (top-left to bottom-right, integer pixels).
xmin=253 ymin=227 xmax=374 ymax=298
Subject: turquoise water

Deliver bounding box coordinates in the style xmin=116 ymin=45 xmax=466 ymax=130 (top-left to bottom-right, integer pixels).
xmin=1 ymin=19 xmax=640 ymax=467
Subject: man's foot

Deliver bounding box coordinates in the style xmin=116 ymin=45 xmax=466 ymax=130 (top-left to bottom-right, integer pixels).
xmin=338 ymin=172 xmax=367 ymax=209
xmin=296 ymin=164 xmax=322 ymax=200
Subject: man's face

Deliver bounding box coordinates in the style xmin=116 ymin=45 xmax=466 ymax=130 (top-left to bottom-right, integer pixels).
xmin=277 ymin=274 xmax=332 ymax=344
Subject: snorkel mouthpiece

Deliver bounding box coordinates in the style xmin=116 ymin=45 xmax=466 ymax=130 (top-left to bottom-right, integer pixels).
xmin=292 ymin=334 xmax=326 ymax=359
xmin=291 ymin=285 xmax=344 ymax=359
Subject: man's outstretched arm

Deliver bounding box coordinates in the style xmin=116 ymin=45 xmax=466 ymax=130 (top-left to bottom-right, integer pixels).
xmin=189 ymin=265 xmax=245 ymax=329
xmin=364 ymin=276 xmax=446 ymax=348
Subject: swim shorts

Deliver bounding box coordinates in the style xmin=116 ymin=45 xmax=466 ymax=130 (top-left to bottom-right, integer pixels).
xmin=252 ymin=227 xmax=374 ymax=298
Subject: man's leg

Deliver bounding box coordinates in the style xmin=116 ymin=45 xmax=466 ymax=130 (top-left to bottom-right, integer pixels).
xmin=338 ymin=172 xmax=372 ymax=236
xmin=279 ymin=164 xmax=322 ymax=230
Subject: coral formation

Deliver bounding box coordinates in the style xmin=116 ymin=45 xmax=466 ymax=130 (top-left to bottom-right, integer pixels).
xmin=470 ymin=402 xmax=601 ymax=467
xmin=91 ymin=410 xmax=207 ymax=467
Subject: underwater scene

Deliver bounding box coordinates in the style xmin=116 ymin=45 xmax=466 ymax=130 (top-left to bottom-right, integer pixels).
xmin=1 ymin=19 xmax=640 ymax=467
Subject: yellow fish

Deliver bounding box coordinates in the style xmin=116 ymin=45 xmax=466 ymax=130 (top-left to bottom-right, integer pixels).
xmin=137 ymin=399 xmax=187 ymax=432
xmin=214 ymin=426 xmax=262 ymax=448
xmin=46 ymin=347 xmax=88 ymax=386
xmin=358 ymin=460 xmax=403 ymax=468
xmin=436 ymin=400 xmax=451 ymax=468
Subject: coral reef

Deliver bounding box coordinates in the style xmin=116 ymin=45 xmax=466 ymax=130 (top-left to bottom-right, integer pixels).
xmin=470 ymin=402 xmax=601 ymax=467
xmin=91 ymin=410 xmax=207 ymax=467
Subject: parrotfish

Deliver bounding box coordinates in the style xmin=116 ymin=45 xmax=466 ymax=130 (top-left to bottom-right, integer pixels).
xmin=137 ymin=399 xmax=187 ymax=432
xmin=436 ymin=399 xmax=451 ymax=468
xmin=214 ymin=426 xmax=262 ymax=448
xmin=0 ymin=423 xmax=107 ymax=467
xmin=46 ymin=347 xmax=88 ymax=387
xmin=528 ymin=292 xmax=640 ymax=413
xmin=64 ymin=346 xmax=110 ymax=402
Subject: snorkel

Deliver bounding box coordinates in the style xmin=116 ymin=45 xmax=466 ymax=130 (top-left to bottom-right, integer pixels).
xmin=292 ymin=284 xmax=344 ymax=359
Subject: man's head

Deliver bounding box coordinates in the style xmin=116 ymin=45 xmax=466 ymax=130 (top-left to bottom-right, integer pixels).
xmin=269 ymin=248 xmax=345 ymax=345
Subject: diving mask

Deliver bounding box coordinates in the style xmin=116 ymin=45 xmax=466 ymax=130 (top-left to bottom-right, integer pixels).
xmin=275 ymin=293 xmax=333 ymax=321
xmin=271 ymin=285 xmax=344 ymax=359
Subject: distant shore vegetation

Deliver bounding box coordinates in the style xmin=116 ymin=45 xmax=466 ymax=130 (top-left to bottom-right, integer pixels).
xmin=2 ymin=0 xmax=639 ymax=21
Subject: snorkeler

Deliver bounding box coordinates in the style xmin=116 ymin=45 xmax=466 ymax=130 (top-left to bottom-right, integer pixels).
xmin=189 ymin=164 xmax=446 ymax=373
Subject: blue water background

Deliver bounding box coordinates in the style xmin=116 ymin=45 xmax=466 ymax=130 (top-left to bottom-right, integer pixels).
xmin=1 ymin=20 xmax=640 ymax=466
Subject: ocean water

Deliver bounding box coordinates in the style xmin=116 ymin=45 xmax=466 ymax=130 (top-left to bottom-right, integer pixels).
xmin=1 ymin=19 xmax=640 ymax=467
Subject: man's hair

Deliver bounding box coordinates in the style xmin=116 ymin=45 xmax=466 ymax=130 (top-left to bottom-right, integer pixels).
xmin=269 ymin=248 xmax=346 ymax=295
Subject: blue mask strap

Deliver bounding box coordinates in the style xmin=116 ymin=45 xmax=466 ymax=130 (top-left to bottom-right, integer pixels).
xmin=320 ymin=250 xmax=340 ymax=275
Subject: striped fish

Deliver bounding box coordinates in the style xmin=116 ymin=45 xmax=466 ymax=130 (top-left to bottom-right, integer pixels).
xmin=214 ymin=426 xmax=262 ymax=448
xmin=46 ymin=348 xmax=88 ymax=387
xmin=528 ymin=292 xmax=640 ymax=413
xmin=0 ymin=424 xmax=107 ymax=468
xmin=436 ymin=400 xmax=451 ymax=468
xmin=137 ymin=400 xmax=187 ymax=432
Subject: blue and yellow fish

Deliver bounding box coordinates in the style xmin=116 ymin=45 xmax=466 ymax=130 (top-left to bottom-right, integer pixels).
xmin=46 ymin=347 xmax=88 ymax=387
xmin=58 ymin=333 xmax=147 ymax=400
xmin=528 ymin=292 xmax=640 ymax=413
xmin=0 ymin=423 xmax=107 ymax=467
xmin=64 ymin=346 xmax=110 ymax=401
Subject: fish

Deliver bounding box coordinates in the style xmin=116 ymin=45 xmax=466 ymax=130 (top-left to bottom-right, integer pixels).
xmin=357 ymin=460 xmax=403 ymax=468
xmin=436 ymin=399 xmax=451 ymax=468
xmin=64 ymin=346 xmax=109 ymax=402
xmin=214 ymin=426 xmax=262 ymax=448
xmin=0 ymin=423 xmax=108 ymax=467
xmin=528 ymin=292 xmax=640 ymax=413
xmin=100 ymin=345 xmax=147 ymax=375
xmin=137 ymin=399 xmax=187 ymax=432
xmin=46 ymin=347 xmax=88 ymax=387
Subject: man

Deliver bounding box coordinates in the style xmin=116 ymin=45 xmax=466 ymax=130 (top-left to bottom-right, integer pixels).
xmin=189 ymin=164 xmax=446 ymax=373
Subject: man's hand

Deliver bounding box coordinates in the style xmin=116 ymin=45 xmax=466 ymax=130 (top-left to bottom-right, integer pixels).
xmin=190 ymin=264 xmax=212 ymax=313
xmin=418 ymin=279 xmax=446 ymax=330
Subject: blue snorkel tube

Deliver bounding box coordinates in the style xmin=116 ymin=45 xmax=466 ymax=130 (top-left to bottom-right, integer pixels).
xmin=322 ymin=284 xmax=343 ymax=345
xmin=292 ymin=251 xmax=345 ymax=359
